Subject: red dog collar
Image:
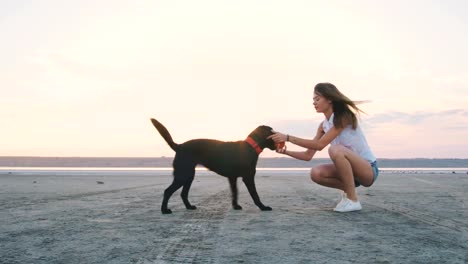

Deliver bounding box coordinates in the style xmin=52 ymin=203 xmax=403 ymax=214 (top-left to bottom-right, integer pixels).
xmin=245 ymin=137 xmax=262 ymax=154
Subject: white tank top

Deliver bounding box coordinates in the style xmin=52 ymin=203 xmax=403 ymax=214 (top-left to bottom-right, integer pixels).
xmin=322 ymin=113 xmax=376 ymax=163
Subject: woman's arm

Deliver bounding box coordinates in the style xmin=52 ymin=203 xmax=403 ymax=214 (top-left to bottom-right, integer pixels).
xmin=288 ymin=126 xmax=341 ymax=150
xmin=280 ymin=148 xmax=317 ymax=161
xmin=274 ymin=124 xmax=325 ymax=161
xmin=270 ymin=122 xmax=343 ymax=151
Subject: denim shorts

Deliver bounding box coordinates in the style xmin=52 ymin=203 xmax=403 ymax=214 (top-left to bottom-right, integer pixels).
xmin=354 ymin=160 xmax=379 ymax=187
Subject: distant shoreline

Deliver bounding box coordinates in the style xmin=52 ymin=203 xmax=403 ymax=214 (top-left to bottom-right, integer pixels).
xmin=0 ymin=156 xmax=467 ymax=168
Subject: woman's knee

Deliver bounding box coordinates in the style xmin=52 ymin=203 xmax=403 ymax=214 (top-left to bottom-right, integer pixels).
xmin=310 ymin=167 xmax=321 ymax=183
xmin=328 ymin=144 xmax=346 ymax=160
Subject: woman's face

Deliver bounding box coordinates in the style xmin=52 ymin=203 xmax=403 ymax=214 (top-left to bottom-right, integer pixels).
xmin=313 ymin=92 xmax=332 ymax=113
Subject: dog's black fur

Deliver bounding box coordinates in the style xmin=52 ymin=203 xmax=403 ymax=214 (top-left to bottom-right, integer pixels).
xmin=150 ymin=118 xmax=277 ymax=214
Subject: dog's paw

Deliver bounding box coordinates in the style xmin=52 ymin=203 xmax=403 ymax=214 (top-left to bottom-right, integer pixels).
xmin=186 ymin=205 xmax=197 ymax=210
xmin=162 ymin=209 xmax=172 ymax=214
xmin=261 ymin=206 xmax=272 ymax=211
xmin=233 ymin=204 xmax=242 ymax=210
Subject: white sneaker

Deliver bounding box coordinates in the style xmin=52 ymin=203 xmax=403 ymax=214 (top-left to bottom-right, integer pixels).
xmin=333 ymin=198 xmax=362 ymax=212
xmin=335 ymin=191 xmax=347 ymax=208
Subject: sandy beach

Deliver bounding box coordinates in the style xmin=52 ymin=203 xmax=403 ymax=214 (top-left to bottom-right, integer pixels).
xmin=1 ymin=171 xmax=467 ymax=264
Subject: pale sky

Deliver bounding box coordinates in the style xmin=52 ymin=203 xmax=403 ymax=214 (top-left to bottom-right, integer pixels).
xmin=1 ymin=0 xmax=467 ymax=158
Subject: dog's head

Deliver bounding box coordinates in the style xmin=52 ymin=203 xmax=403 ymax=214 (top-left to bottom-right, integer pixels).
xmin=248 ymin=125 xmax=277 ymax=151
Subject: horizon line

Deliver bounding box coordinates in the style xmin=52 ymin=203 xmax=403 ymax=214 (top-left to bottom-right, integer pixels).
xmin=1 ymin=156 xmax=467 ymax=160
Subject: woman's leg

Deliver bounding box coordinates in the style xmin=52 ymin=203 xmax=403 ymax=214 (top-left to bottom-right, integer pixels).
xmin=328 ymin=145 xmax=374 ymax=201
xmin=310 ymin=164 xmax=344 ymax=190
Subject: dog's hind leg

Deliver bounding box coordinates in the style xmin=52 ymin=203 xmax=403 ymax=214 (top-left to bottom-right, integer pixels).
xmin=181 ymin=172 xmax=197 ymax=210
xmin=161 ymin=154 xmax=197 ymax=214
xmin=161 ymin=178 xmax=184 ymax=214
xmin=242 ymin=175 xmax=272 ymax=211
xmin=228 ymin=177 xmax=242 ymax=210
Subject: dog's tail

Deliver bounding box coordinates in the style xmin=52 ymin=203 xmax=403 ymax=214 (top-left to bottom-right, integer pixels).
xmin=150 ymin=118 xmax=178 ymax=152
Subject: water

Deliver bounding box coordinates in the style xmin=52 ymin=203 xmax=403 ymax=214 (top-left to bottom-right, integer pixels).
xmin=1 ymin=166 xmax=467 ymax=176
xmin=1 ymin=157 xmax=467 ymax=176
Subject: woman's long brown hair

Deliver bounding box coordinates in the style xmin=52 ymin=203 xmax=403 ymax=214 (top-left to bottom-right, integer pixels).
xmin=314 ymin=82 xmax=364 ymax=129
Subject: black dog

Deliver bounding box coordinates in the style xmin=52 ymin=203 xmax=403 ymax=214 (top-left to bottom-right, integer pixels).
xmin=150 ymin=118 xmax=277 ymax=214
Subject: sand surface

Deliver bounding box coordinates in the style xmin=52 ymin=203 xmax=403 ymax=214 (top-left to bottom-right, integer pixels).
xmin=1 ymin=171 xmax=467 ymax=264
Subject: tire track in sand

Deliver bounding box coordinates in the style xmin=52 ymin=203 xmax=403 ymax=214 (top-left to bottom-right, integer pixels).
xmin=293 ymin=183 xmax=467 ymax=233
xmin=137 ymin=188 xmax=231 ymax=264
xmin=1 ymin=183 xmax=166 ymax=210
xmin=293 ymin=184 xmax=467 ymax=252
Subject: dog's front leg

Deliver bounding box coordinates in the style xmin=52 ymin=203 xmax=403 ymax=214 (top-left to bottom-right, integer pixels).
xmin=242 ymin=176 xmax=272 ymax=211
xmin=228 ymin=177 xmax=242 ymax=210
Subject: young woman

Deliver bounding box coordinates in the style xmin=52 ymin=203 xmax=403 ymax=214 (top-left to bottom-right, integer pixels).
xmin=268 ymin=82 xmax=379 ymax=212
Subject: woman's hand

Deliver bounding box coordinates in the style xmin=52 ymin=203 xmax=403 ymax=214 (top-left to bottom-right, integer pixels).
xmin=276 ymin=143 xmax=287 ymax=154
xmin=268 ymin=131 xmax=288 ymax=154
xmin=268 ymin=131 xmax=288 ymax=143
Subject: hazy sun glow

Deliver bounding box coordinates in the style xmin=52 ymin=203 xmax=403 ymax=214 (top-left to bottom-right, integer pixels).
xmin=1 ymin=1 xmax=467 ymax=158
